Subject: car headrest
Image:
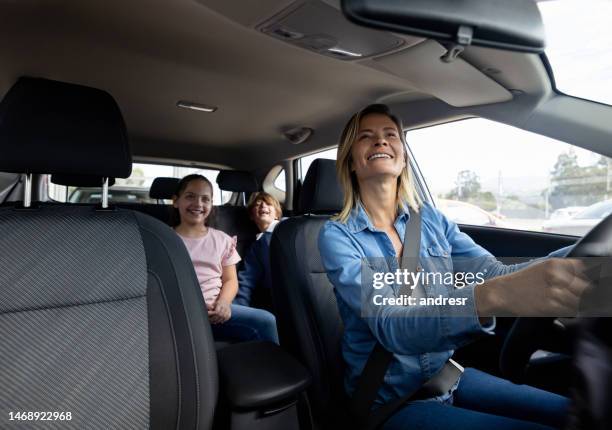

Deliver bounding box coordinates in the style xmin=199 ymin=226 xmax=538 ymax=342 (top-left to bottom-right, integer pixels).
xmin=299 ymin=158 xmax=343 ymax=214
xmin=150 ymin=177 xmax=179 ymax=199
xmin=50 ymin=174 xmax=116 ymax=188
xmin=0 ymin=77 xmax=131 ymax=178
xmin=216 ymin=170 xmax=258 ymax=192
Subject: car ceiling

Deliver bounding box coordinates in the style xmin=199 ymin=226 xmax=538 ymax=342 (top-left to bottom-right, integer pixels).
xmin=0 ymin=0 xmax=555 ymax=170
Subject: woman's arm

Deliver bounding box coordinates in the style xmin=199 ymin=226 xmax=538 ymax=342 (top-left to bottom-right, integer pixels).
xmin=319 ymin=222 xmax=488 ymax=356
xmin=435 ymin=207 xmax=589 ymax=318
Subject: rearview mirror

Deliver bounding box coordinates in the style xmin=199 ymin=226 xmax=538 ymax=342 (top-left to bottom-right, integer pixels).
xmin=341 ymin=0 xmax=545 ymax=54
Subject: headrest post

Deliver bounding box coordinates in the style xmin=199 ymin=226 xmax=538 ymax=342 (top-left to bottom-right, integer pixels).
xmin=23 ymin=173 xmax=32 ymax=208
xmin=101 ymin=177 xmax=109 ymax=209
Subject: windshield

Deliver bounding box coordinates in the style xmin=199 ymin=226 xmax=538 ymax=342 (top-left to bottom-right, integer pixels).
xmin=538 ymin=0 xmax=612 ymax=106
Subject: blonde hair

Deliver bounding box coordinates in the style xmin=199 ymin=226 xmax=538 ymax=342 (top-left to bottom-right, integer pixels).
xmin=247 ymin=191 xmax=283 ymax=220
xmin=333 ymin=104 xmax=421 ymax=223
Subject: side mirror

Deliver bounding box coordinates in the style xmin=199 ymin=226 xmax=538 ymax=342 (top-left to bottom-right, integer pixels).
xmin=342 ymin=0 xmax=545 ymax=55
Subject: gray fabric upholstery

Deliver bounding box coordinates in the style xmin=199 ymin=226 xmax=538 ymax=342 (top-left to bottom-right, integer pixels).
xmin=1 ymin=299 xmax=149 ymax=429
xmin=134 ymin=210 xmax=218 ymax=430
xmin=0 ymin=205 xmax=146 ymax=312
xmin=0 ymin=205 xmax=149 ymax=429
xmin=0 ymin=76 xmax=217 ymax=430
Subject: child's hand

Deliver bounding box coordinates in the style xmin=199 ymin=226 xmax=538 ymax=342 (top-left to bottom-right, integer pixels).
xmin=208 ymin=299 xmax=231 ymax=324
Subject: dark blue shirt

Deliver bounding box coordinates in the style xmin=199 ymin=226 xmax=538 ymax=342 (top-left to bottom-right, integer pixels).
xmin=235 ymin=227 xmax=275 ymax=307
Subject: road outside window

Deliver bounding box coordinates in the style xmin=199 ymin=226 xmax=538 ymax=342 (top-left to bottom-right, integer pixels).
xmin=408 ymin=118 xmax=612 ymax=236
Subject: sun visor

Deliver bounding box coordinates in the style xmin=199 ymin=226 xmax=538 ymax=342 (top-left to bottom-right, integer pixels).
xmin=372 ymin=40 xmax=512 ymax=107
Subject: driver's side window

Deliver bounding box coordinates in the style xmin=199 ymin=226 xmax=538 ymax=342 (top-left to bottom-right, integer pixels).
xmin=408 ymin=118 xmax=612 ymax=237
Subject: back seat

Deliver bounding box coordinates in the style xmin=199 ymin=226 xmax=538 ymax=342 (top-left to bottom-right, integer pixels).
xmin=116 ymin=176 xmax=178 ymax=224
xmin=210 ymin=170 xmax=260 ymax=265
xmin=46 ymin=171 xmax=261 ymax=266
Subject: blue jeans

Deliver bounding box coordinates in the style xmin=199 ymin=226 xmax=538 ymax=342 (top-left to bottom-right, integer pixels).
xmin=211 ymin=304 xmax=279 ymax=344
xmin=383 ymin=368 xmax=569 ymax=430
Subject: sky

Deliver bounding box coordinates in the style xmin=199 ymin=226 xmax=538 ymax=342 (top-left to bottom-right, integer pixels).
xmin=539 ymin=0 xmax=612 ymax=106
xmin=408 ymin=119 xmax=604 ymax=198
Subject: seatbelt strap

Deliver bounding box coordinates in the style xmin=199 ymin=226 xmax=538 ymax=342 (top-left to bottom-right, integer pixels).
xmin=349 ymin=208 xmax=421 ymax=421
xmin=349 ymin=207 xmax=462 ymax=430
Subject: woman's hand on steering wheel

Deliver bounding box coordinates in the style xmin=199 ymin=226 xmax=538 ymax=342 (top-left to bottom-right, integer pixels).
xmin=475 ymin=258 xmax=592 ymax=318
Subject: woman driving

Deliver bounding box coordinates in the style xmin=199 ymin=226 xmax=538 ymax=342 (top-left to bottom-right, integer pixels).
xmin=318 ymin=104 xmax=589 ymax=430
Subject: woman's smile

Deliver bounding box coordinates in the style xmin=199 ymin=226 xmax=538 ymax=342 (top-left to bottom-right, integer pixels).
xmin=351 ymin=113 xmax=405 ymax=180
xmin=367 ymin=152 xmax=393 ymax=161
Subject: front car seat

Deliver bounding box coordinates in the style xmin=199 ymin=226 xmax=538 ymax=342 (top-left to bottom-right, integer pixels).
xmin=270 ymin=159 xmax=347 ymax=429
xmin=0 ymin=77 xmax=217 ymax=429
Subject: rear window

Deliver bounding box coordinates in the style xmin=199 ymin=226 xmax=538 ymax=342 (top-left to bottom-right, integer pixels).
xmin=48 ymin=163 xmax=232 ymax=205
xmin=298 ymin=148 xmax=337 ymax=181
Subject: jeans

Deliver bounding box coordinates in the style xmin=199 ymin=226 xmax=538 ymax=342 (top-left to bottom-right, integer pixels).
xmin=211 ymin=304 xmax=279 ymax=344
xmin=383 ymin=368 xmax=569 ymax=430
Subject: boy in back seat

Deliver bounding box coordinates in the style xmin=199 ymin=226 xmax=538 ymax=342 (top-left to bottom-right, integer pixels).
xmin=235 ymin=192 xmax=283 ymax=311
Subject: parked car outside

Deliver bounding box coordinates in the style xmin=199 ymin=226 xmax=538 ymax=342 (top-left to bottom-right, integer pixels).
xmin=548 ymin=206 xmax=586 ymax=220
xmin=542 ymin=200 xmax=612 ymax=236
xmin=436 ymin=198 xmax=506 ymax=227
xmin=69 ymin=186 xmax=155 ymax=204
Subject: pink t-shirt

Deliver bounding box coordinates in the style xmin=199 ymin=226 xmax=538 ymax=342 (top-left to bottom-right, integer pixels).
xmin=178 ymin=228 xmax=241 ymax=306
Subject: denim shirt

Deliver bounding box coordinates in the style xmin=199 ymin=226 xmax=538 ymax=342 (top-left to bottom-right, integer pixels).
xmin=318 ymin=202 xmax=546 ymax=405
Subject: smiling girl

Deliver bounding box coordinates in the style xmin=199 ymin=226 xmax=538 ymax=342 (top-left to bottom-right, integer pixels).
xmin=172 ymin=174 xmax=278 ymax=343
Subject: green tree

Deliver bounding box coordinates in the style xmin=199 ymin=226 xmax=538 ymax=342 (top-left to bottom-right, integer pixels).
xmin=446 ymin=170 xmax=482 ymax=199
xmin=445 ymin=170 xmax=497 ymax=210
xmin=548 ymin=150 xmax=609 ymax=209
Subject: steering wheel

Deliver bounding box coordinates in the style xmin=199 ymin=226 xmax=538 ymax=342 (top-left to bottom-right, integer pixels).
xmin=499 ymin=212 xmax=612 ymax=383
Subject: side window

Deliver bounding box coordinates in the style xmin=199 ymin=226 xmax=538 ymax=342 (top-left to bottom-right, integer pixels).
xmin=408 ymin=118 xmax=612 ymax=237
xmin=298 ymin=148 xmax=337 ymax=182
xmin=273 ymin=169 xmax=286 ymax=192
xmin=48 ymin=163 xmax=232 ymax=205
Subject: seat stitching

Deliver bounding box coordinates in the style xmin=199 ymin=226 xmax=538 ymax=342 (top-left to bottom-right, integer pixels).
xmin=0 ymin=294 xmax=146 ymax=317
